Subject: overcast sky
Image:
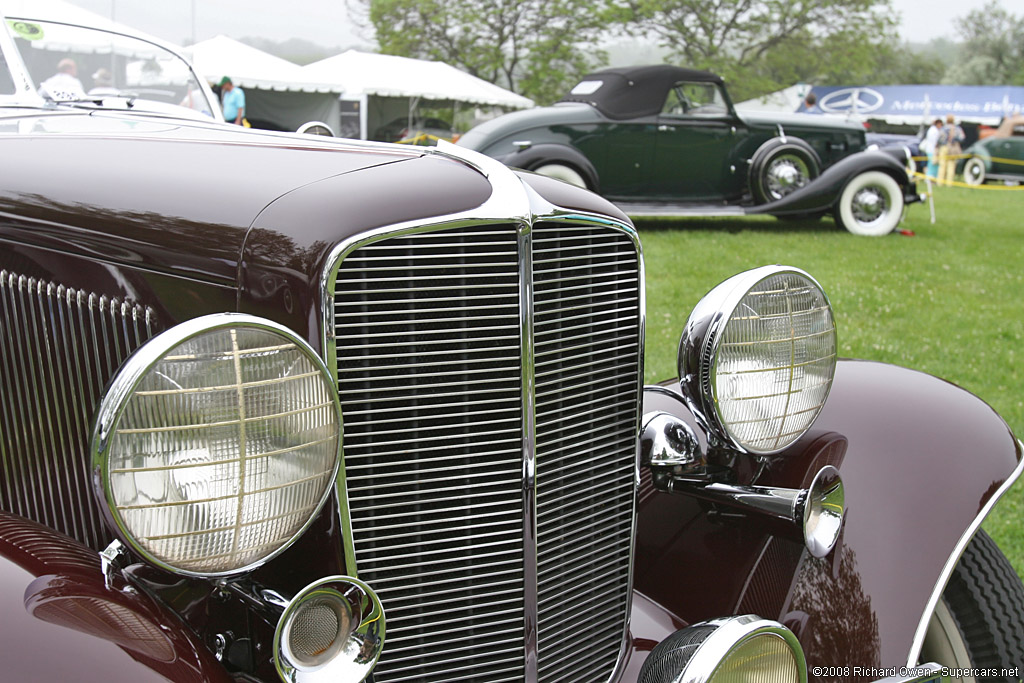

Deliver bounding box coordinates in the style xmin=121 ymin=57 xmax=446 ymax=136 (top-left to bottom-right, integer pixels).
xmin=63 ymin=0 xmax=1008 ymax=49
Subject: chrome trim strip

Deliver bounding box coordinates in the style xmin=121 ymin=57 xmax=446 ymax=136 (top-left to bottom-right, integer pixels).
xmin=905 ymin=438 xmax=1024 ymax=667
xmin=519 ymin=222 xmax=539 ymax=683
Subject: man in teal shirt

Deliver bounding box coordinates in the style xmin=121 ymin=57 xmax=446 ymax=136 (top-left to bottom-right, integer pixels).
xmin=219 ymin=76 xmax=245 ymax=125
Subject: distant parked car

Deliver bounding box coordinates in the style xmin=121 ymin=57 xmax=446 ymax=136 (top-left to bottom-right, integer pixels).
xmin=459 ymin=65 xmax=920 ymax=235
xmin=961 ymin=114 xmax=1024 ymax=185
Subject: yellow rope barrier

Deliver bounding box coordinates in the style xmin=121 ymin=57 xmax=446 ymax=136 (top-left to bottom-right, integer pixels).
xmin=909 ymin=155 xmax=1024 ymax=190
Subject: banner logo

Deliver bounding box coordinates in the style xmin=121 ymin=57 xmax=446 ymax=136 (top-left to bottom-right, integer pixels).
xmin=819 ymin=87 xmax=884 ymax=114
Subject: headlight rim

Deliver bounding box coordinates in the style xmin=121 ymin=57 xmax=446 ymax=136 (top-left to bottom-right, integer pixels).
xmin=678 ymin=265 xmax=836 ymax=455
xmin=689 ymin=615 xmax=808 ymax=683
xmin=91 ymin=312 xmax=343 ymax=578
xmin=640 ymin=614 xmax=807 ymax=683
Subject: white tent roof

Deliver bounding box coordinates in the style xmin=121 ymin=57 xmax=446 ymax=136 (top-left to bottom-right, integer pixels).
xmin=302 ymin=50 xmax=534 ymax=109
xmin=736 ymin=84 xmax=809 ymax=114
xmin=185 ymin=35 xmax=339 ymax=93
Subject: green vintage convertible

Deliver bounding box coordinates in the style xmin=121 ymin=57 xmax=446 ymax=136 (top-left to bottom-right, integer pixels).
xmin=459 ymin=65 xmax=921 ymax=236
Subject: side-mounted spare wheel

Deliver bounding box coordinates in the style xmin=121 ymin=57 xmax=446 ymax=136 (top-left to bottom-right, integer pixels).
xmin=834 ymin=170 xmax=904 ymax=236
xmin=919 ymin=530 xmax=1024 ymax=683
xmin=750 ymin=137 xmax=821 ymax=204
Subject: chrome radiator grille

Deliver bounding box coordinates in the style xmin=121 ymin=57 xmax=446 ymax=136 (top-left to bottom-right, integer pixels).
xmin=331 ymin=221 xmax=641 ymax=683
xmin=334 ymin=225 xmax=526 ymax=683
xmin=0 ymin=271 xmax=156 ymax=549
xmin=533 ymin=223 xmax=641 ymax=683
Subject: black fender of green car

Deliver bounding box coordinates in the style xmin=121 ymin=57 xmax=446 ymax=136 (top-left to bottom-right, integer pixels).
xmin=495 ymin=143 xmax=601 ymax=192
xmin=749 ymin=148 xmax=919 ymax=217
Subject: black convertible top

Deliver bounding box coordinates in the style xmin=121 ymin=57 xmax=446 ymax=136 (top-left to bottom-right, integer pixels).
xmin=558 ymin=65 xmax=723 ymax=120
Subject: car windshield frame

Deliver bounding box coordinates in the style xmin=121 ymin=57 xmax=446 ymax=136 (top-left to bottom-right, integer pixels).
xmin=0 ymin=13 xmax=220 ymax=120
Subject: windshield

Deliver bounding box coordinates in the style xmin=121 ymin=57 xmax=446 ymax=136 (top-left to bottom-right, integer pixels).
xmin=2 ymin=17 xmax=215 ymax=118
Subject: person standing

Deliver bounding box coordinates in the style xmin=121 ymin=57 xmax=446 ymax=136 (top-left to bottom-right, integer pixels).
xmin=937 ymin=114 xmax=965 ymax=185
xmin=38 ymin=58 xmax=85 ymax=101
xmin=219 ymin=76 xmax=245 ymax=125
xmin=800 ymin=91 xmax=819 ymax=113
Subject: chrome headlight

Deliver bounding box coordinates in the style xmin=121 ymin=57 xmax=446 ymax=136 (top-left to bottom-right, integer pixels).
xmin=639 ymin=615 xmax=807 ymax=683
xmin=679 ymin=266 xmax=836 ymax=454
xmin=92 ymin=314 xmax=341 ymax=576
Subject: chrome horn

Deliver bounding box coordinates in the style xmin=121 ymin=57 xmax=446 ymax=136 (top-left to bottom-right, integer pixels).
xmin=274 ymin=576 xmax=385 ymax=683
xmin=641 ymin=412 xmax=845 ymax=557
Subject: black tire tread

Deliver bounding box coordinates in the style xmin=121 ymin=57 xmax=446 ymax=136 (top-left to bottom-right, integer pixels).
xmin=942 ymin=529 xmax=1024 ymax=681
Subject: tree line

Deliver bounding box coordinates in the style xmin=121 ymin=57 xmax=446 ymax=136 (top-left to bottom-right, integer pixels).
xmin=350 ymin=0 xmax=1024 ymax=104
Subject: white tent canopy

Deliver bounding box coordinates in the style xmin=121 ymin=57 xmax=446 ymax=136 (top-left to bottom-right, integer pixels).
xmin=736 ymin=84 xmax=810 ymax=114
xmin=185 ymin=35 xmax=339 ymax=93
xmin=302 ymin=50 xmax=534 ymax=109
xmin=184 ymin=36 xmax=344 ymax=134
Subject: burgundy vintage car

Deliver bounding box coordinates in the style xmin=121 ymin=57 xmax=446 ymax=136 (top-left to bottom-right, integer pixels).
xmin=0 ymin=13 xmax=1022 ymax=683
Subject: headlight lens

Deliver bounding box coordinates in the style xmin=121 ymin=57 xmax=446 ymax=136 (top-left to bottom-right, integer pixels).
xmin=679 ymin=266 xmax=836 ymax=454
xmin=93 ymin=314 xmax=341 ymax=576
xmin=709 ymin=631 xmax=801 ymax=682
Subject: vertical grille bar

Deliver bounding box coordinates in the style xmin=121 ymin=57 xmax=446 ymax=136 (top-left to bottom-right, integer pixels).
xmin=334 ymin=225 xmax=527 ymax=683
xmin=533 ymin=223 xmax=641 ymax=683
xmin=331 ymin=219 xmax=641 ymax=683
xmin=0 ymin=271 xmax=156 ymax=549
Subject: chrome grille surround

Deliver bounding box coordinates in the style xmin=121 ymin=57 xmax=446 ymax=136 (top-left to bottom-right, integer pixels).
xmin=320 ymin=146 xmax=644 ymax=683
xmin=0 ymin=271 xmax=157 ymax=549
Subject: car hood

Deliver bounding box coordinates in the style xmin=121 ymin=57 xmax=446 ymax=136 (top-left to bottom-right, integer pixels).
xmin=0 ymin=109 xmax=454 ymax=284
xmin=738 ymin=110 xmax=865 ymax=133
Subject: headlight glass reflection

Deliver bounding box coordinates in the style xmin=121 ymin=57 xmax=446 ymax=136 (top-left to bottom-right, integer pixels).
xmin=712 ymin=270 xmax=836 ymax=453
xmin=709 ymin=632 xmax=801 ymax=683
xmin=99 ymin=318 xmax=340 ymax=575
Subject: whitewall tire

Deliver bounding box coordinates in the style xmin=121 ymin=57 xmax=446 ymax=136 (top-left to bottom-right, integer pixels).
xmin=834 ymin=171 xmax=903 ymax=236
xmin=962 ymin=157 xmax=986 ymax=186
xmin=533 ymin=163 xmax=587 ymax=189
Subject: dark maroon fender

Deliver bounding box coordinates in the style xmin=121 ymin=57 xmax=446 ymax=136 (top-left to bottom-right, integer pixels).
xmin=636 ymin=359 xmax=1022 ymax=673
xmin=0 ymin=511 xmax=232 ymax=682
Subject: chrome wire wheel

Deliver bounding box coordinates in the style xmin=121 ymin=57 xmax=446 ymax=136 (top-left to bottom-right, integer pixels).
xmin=851 ymin=185 xmax=889 ymax=223
xmin=764 ymin=154 xmax=812 ymax=200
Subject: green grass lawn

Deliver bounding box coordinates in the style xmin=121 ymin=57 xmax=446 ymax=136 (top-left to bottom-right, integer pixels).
xmin=635 ymin=184 xmax=1024 ymax=577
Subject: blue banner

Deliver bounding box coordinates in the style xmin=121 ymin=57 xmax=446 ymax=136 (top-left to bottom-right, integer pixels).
xmin=804 ymin=85 xmax=1024 ymax=121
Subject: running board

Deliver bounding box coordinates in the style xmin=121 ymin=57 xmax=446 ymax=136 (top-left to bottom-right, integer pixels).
xmin=615 ymin=202 xmax=749 ymax=218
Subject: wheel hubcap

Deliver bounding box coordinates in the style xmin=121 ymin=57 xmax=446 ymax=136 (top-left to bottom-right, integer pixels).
xmin=851 ymin=186 xmax=889 ymax=224
xmin=766 ymin=157 xmax=810 ymax=199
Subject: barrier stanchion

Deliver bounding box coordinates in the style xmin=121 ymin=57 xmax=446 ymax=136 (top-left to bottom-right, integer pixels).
xmin=926 ymin=176 xmax=935 ymax=224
